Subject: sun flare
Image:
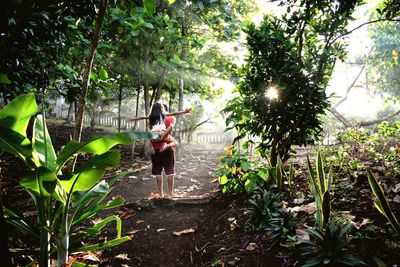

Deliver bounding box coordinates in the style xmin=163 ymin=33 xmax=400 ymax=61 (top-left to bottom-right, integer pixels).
xmin=265 ymin=86 xmax=278 ymax=100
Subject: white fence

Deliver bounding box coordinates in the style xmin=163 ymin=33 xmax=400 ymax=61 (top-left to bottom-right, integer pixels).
xmin=57 ymin=112 xmax=231 ymax=144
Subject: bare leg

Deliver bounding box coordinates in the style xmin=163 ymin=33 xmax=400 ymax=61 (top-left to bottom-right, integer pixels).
xmin=156 ymin=175 xmax=164 ymax=197
xmin=167 ymin=175 xmax=175 ymax=196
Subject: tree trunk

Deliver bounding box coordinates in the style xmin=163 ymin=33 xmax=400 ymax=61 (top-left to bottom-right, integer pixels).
xmin=154 ymin=69 xmax=166 ymax=102
xmin=65 ymin=102 xmax=73 ymax=124
xmin=131 ymin=83 xmax=141 ymax=161
xmin=142 ymin=46 xmax=151 ymax=116
xmin=118 ymin=83 xmax=122 ymax=132
xmin=73 ymin=0 xmax=109 ymax=141
xmin=176 ymin=76 xmax=184 ymax=144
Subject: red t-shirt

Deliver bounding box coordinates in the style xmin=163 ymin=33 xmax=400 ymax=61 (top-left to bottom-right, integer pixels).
xmin=151 ymin=116 xmax=175 ymax=150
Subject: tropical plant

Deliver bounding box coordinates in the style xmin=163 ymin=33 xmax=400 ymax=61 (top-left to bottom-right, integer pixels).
xmin=245 ymin=188 xmax=284 ymax=232
xmin=301 ymin=220 xmax=366 ymax=267
xmin=367 ymin=170 xmax=400 ymax=234
xmin=215 ymin=145 xmax=270 ymax=194
xmin=307 ymin=152 xmax=333 ymax=229
xmin=265 ymin=210 xmax=303 ymax=249
xmin=0 ymin=93 xmax=156 ymax=266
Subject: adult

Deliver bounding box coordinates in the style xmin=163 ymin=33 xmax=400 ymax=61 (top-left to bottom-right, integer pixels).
xmin=129 ymin=103 xmax=191 ymax=197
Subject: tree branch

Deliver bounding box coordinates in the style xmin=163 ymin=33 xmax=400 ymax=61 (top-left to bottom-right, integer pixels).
xmin=330 ymin=108 xmax=400 ymax=128
xmin=335 ymin=65 xmax=365 ymax=107
xmin=359 ymin=109 xmax=400 ymax=126
xmin=329 ymin=18 xmax=400 ymax=47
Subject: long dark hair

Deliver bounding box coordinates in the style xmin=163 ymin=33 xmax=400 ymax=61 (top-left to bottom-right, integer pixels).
xmin=149 ymin=102 xmax=165 ymax=127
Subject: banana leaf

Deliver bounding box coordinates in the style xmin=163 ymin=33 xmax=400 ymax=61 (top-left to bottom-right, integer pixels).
xmin=32 ymin=115 xmax=57 ymax=172
xmin=0 ymin=93 xmax=38 ymax=135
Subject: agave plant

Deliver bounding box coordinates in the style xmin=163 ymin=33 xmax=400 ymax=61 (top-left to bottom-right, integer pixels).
xmin=367 ymin=169 xmax=400 ymax=234
xmin=307 ymin=152 xmax=333 ymax=229
xmin=246 ymin=188 xmax=284 ymax=231
xmin=265 ymin=210 xmax=303 ymax=248
xmin=0 ymin=94 xmax=157 ymax=266
xmin=301 ymin=220 xmax=365 ymax=267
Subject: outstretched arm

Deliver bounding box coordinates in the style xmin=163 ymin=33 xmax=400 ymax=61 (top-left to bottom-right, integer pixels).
xmin=127 ymin=115 xmax=149 ymax=122
xmin=166 ymin=107 xmax=192 ymax=116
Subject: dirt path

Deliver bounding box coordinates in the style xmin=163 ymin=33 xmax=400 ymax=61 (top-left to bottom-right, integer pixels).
xmin=94 ymin=144 xmax=275 ymax=267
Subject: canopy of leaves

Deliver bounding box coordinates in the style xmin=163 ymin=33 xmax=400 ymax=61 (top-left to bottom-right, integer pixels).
xmin=224 ymin=0 xmax=363 ymax=165
xmin=367 ymin=20 xmax=400 ymax=100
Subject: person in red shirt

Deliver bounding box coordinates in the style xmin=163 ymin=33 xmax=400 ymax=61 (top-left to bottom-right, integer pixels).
xmin=128 ymin=103 xmax=192 ymax=197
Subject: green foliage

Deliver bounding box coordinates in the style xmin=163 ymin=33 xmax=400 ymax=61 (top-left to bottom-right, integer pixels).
xmin=245 ymin=188 xmax=284 ymax=232
xmin=367 ymin=15 xmax=400 ymax=100
xmin=301 ymin=220 xmax=366 ymax=267
xmin=324 ymin=122 xmax=400 ymax=176
xmin=0 ymin=0 xmax=98 ymax=101
xmin=307 ymin=152 xmax=333 ymax=229
xmin=367 ymin=170 xmax=400 ymax=234
xmin=223 ymin=0 xmax=362 ymax=165
xmin=265 ymin=210 xmax=303 ymax=249
xmin=0 ymin=94 xmax=155 ymax=266
xmin=215 ymin=145 xmax=270 ymax=194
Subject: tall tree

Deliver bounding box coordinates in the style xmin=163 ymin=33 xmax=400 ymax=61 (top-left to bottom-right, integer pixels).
xmin=224 ymin=0 xmax=363 ymax=165
xmin=73 ymin=0 xmax=109 ymax=141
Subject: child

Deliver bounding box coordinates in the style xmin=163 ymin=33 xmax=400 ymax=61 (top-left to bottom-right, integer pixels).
xmin=128 ymin=103 xmax=191 ymax=152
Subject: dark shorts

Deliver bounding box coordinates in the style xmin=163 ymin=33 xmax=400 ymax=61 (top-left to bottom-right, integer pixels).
xmin=151 ymin=149 xmax=175 ymax=176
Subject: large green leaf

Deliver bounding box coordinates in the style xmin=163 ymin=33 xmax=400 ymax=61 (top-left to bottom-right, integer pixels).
xmin=0 ymin=73 xmax=12 ymax=85
xmin=0 ymin=93 xmax=38 ymax=135
xmin=72 ymin=197 xmax=124 ymax=227
xmin=143 ymin=0 xmax=155 ymax=15
xmin=32 ymin=115 xmax=57 ymax=172
xmin=0 ymin=127 xmax=32 ymax=162
xmin=20 ymin=168 xmax=66 ymax=204
xmin=322 ymin=191 xmax=331 ymax=225
xmin=72 ymin=180 xmax=109 ymax=209
xmin=75 ymin=150 xmax=121 ymax=172
xmin=316 ymin=152 xmax=325 ymax=194
xmin=56 ymin=134 xmax=131 ymax=171
xmin=367 ymin=170 xmax=400 ymax=234
xmin=59 ymin=169 xmax=106 ymax=194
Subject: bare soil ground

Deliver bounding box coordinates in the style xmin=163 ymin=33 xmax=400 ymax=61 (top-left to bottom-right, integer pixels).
xmin=1 ymin=124 xmax=400 ymax=266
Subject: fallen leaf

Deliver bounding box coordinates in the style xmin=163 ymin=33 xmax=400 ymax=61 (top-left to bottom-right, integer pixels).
xmin=337 ymin=211 xmax=356 ymax=221
xmin=117 ymin=210 xmax=135 ymax=220
xmin=173 ymin=227 xmax=196 ymax=236
xmin=355 ymin=218 xmax=370 ymax=229
xmin=393 ymin=194 xmax=400 ymax=203
xmin=83 ymin=253 xmax=101 ymax=262
xmin=230 ymin=219 xmax=239 ymax=231
xmin=287 ymin=202 xmax=316 ymax=215
xmin=392 ymin=183 xmax=400 ymax=193
xmin=136 ymin=220 xmax=144 ymax=224
xmin=126 ymin=229 xmax=141 ymax=235
xmin=296 ymin=229 xmax=310 ymax=242
xmin=245 ymin=242 xmax=257 ymax=251
xmin=190 ymin=178 xmax=200 ymax=184
xmin=227 ymin=217 xmax=236 ymax=222
xmin=114 ymin=253 xmax=130 ymax=261
xmin=22 ymin=211 xmax=37 ymax=217
xmin=91 ymin=217 xmax=102 ymax=224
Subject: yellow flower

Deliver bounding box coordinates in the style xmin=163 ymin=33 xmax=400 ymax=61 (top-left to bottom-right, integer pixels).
xmin=226 ymin=145 xmax=235 ymax=155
